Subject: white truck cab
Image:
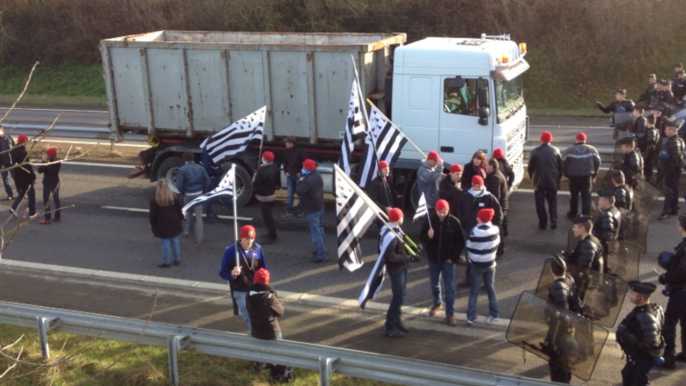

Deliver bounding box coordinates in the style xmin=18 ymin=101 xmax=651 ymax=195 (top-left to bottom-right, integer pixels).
xmin=392 ymin=34 xmax=529 ymax=188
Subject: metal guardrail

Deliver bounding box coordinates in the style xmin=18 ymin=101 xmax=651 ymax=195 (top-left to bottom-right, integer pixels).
xmin=0 ymin=301 xmax=556 ymax=386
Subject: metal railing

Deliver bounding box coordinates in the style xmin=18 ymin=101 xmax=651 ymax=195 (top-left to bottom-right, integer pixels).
xmin=0 ymin=301 xmax=556 ymax=386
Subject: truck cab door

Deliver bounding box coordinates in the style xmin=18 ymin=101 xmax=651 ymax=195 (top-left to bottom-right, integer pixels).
xmin=439 ymin=77 xmax=492 ymax=165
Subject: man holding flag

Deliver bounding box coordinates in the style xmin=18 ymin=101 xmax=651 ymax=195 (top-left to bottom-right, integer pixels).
xmin=368 ymin=161 xmax=398 ymax=230
xmin=416 ymin=151 xmax=444 ymax=212
xmin=382 ymin=208 xmax=415 ymax=338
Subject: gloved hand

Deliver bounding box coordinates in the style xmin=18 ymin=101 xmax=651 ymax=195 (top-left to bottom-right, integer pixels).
xmin=595 ymin=101 xmax=604 ymax=108
xmin=658 ymin=274 xmax=667 ymax=285
xmin=560 ymin=250 xmax=571 ymax=258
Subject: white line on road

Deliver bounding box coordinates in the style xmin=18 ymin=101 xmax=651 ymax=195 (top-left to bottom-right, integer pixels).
xmin=101 ymin=206 xmax=253 ymax=221
xmin=0 ymin=107 xmax=107 ymax=114
xmin=43 ymin=139 xmax=149 ymax=148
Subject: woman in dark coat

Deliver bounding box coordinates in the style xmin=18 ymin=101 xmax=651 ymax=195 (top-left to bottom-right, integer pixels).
xmin=149 ymin=179 xmax=183 ymax=267
xmin=461 ymin=150 xmax=487 ymax=191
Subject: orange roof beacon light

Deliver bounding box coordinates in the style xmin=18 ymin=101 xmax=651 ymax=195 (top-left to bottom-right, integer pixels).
xmin=501 ymin=52 xmax=510 ymax=64
xmin=519 ymin=42 xmax=527 ymax=55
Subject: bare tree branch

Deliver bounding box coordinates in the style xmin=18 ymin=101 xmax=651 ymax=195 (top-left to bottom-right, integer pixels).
xmin=0 ymin=61 xmax=39 ymax=125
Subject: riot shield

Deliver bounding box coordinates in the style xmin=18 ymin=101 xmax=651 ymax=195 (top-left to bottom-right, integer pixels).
xmin=613 ymin=112 xmax=635 ymax=140
xmin=507 ymin=291 xmax=609 ymax=381
xmin=618 ymin=209 xmax=648 ymax=253
xmin=632 ymin=178 xmax=660 ymax=215
xmin=605 ymin=240 xmax=641 ymax=282
xmin=535 ymin=258 xmax=628 ymax=328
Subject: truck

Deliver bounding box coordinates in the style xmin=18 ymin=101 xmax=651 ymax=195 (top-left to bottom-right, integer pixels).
xmin=100 ymin=31 xmax=529 ymax=208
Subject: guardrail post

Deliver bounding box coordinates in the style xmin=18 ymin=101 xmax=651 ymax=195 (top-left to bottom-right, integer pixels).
xmin=318 ymin=357 xmax=339 ymax=386
xmin=37 ymin=317 xmax=60 ymax=360
xmin=167 ymin=335 xmax=190 ymax=386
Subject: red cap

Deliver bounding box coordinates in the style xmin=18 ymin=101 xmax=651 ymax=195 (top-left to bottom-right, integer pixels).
xmin=17 ymin=134 xmax=28 ymax=144
xmin=262 ymin=151 xmax=274 ymax=162
xmin=46 ymin=148 xmax=57 ymax=158
xmin=576 ymin=132 xmax=587 ymax=142
xmin=427 ymin=151 xmax=440 ymax=161
xmin=493 ymin=148 xmax=505 ymax=159
xmin=435 ymin=199 xmax=449 ymax=212
xmin=239 ymin=225 xmax=256 ymax=239
xmin=477 ymin=208 xmax=495 ymax=223
xmin=450 ymin=164 xmax=463 ymax=173
xmin=378 ymin=160 xmax=389 ymax=170
xmin=253 ymin=268 xmax=270 ymax=285
xmin=303 ymin=159 xmax=316 ymax=171
xmin=387 ymin=208 xmax=404 ymax=222
xmin=471 ymin=175 xmax=484 ymax=186
xmin=540 ymin=131 xmax=553 ymax=143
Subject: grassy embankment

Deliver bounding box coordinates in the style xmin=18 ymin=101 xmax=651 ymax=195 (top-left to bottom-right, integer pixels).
xmin=0 ymin=325 xmax=399 ymax=386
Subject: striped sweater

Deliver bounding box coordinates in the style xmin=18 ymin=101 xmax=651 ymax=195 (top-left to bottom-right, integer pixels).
xmin=466 ymin=222 xmax=501 ymax=268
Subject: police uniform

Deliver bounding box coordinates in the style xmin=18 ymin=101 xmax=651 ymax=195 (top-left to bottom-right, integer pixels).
xmin=593 ymin=191 xmax=622 ymax=268
xmin=546 ymin=255 xmax=576 ymax=384
xmin=658 ymin=235 xmax=686 ymax=368
xmin=616 ymin=281 xmax=664 ymax=386
xmin=614 ymin=183 xmax=634 ymax=210
xmin=660 ymin=122 xmax=685 ymax=218
xmin=619 ymin=137 xmax=644 ymax=188
xmin=644 ymin=123 xmax=659 ymax=183
xmin=567 ymin=216 xmax=604 ymax=273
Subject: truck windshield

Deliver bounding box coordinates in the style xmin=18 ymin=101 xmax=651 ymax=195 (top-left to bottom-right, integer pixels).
xmin=495 ymin=77 xmax=524 ymax=120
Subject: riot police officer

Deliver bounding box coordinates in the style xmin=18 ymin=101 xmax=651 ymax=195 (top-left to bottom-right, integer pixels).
xmin=657 ymin=214 xmax=686 ymax=369
xmin=596 ymin=89 xmax=635 ymax=127
xmin=643 ymin=115 xmax=659 ymax=185
xmin=616 ymin=281 xmax=664 ymax=386
xmin=565 ymin=216 xmax=603 ymax=273
xmin=593 ymin=191 xmax=622 ymax=265
xmin=547 ymin=255 xmax=579 ymax=384
xmin=637 ymin=74 xmax=657 ymax=106
xmin=618 ymin=137 xmax=644 ymax=188
xmin=658 ymin=121 xmax=685 ymax=220
xmin=611 ymin=170 xmax=633 ymax=210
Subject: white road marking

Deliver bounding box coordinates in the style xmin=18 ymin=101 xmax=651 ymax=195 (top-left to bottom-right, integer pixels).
xmin=42 ymin=139 xmax=148 ymax=148
xmin=101 ymin=205 xmax=253 ymax=221
xmin=0 ymin=107 xmax=107 ymax=114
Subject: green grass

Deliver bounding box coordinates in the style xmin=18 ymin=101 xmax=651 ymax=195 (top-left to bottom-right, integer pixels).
xmin=0 ymin=325 xmax=399 ymax=386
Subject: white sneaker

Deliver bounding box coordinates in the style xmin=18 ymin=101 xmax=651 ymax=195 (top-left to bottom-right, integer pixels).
xmin=467 ymin=319 xmax=474 ymax=326
xmin=487 ymin=316 xmax=500 ymax=324
xmin=29 ymin=213 xmax=39 ymax=220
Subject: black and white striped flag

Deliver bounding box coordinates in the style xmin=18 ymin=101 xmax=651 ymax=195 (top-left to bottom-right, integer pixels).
xmin=413 ymin=192 xmax=428 ymax=222
xmin=335 ymin=167 xmax=377 ymax=272
xmin=338 ymin=77 xmax=367 ymax=176
xmin=201 ymin=106 xmax=266 ymax=165
xmin=358 ymin=225 xmax=395 ymax=309
xmin=358 ymin=105 xmax=408 ymax=188
xmin=182 ymin=164 xmax=235 ymax=216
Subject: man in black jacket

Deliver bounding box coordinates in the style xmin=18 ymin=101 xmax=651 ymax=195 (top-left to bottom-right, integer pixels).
xmin=485 ymin=159 xmax=508 ymax=256
xmin=281 ymin=136 xmax=307 ymax=218
xmin=566 ymin=216 xmax=603 ymax=273
xmin=673 ymin=70 xmax=686 ymax=101
xmin=296 ymin=159 xmax=327 ymax=263
xmin=37 ymin=147 xmax=61 ymax=224
xmin=644 ymin=115 xmax=660 ymax=184
xmin=658 ymin=121 xmax=685 ymax=220
xmin=637 ymin=74 xmax=657 ymax=106
xmin=596 ymin=89 xmax=635 ymax=126
xmin=631 ymin=106 xmax=647 ymax=139
xmin=368 ymin=161 xmax=398 ymax=229
xmin=383 ymin=208 xmax=415 ymax=338
xmin=619 ymin=137 xmax=644 ymax=188
xmin=9 ymin=134 xmax=36 ymax=219
xmin=611 ymin=170 xmax=633 ymax=210
xmin=562 ymin=132 xmax=600 ymax=218
xmin=528 ymin=131 xmax=562 ymax=230
xmin=657 ymin=214 xmax=686 ymax=369
xmin=0 ymin=125 xmax=15 ymax=200
xmin=439 ymin=164 xmax=463 ymax=217
xmin=547 ymin=255 xmax=577 ymax=384
xmin=419 ymin=199 xmax=465 ymax=326
xmin=253 ymin=151 xmax=280 ymax=243
xmin=492 ymin=148 xmax=515 ymax=187
xmin=593 ymin=190 xmax=622 ymax=265
xmin=657 ymin=80 xmax=676 ymax=110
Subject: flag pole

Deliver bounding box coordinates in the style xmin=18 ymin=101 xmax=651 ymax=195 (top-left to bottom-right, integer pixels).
xmin=366 ymin=98 xmax=427 ymax=159
xmin=231 ymin=165 xmax=239 ymax=267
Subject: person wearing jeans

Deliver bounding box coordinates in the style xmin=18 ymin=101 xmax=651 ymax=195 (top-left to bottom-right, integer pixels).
xmin=149 ymin=179 xmax=183 ymax=267
xmin=0 ymin=125 xmax=15 ymax=200
xmin=253 ymin=151 xmax=279 ymax=242
xmin=296 ymin=159 xmax=327 ymax=262
xmin=281 ymin=136 xmax=307 ymax=217
xmin=9 ymin=134 xmax=36 ymax=219
xmin=528 ymin=131 xmax=562 ymax=230
xmin=381 ymin=208 xmax=414 ymax=338
xmin=176 ymin=151 xmax=210 ymax=244
xmin=466 ymin=208 xmax=501 ymax=325
xmin=37 ymin=147 xmax=61 ymax=223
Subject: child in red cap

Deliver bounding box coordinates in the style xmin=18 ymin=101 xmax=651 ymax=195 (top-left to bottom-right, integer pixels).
xmin=37 ymin=148 xmax=61 ymax=224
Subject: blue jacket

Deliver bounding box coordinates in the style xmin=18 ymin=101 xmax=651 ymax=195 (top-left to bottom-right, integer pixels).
xmin=176 ymin=162 xmax=210 ymax=196
xmin=219 ymin=243 xmax=267 ymax=292
xmin=416 ymin=161 xmax=443 ymax=209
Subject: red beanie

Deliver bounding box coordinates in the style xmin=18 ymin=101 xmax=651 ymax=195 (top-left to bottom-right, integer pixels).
xmin=253 ymin=268 xmax=270 ymax=285
xmin=435 ymin=199 xmax=449 ymax=212
xmin=303 ymin=159 xmax=316 ymax=171
xmin=46 ymin=148 xmax=57 ymax=158
xmin=477 ymin=208 xmax=495 ymax=223
xmin=471 ymin=175 xmax=484 ymax=186
xmin=17 ymin=134 xmax=28 ymax=144
xmin=540 ymin=131 xmax=553 ymax=143
xmin=427 ymin=151 xmax=440 ymax=161
xmin=450 ymin=164 xmax=463 ymax=173
xmin=388 ymin=208 xmax=404 ymax=222
xmin=576 ymin=132 xmax=587 ymax=142
xmin=239 ymin=225 xmax=256 ymax=239
xmin=493 ymin=148 xmax=505 ymax=159
xmin=262 ymin=151 xmax=274 ymax=162
xmin=378 ymin=160 xmax=389 ymax=170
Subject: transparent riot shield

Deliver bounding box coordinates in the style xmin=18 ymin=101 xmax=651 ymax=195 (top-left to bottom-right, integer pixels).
xmin=618 ymin=209 xmax=649 ymax=253
xmin=613 ymin=112 xmax=635 ymax=140
xmin=535 ymin=258 xmax=628 ymax=328
xmin=605 ymin=240 xmax=641 ymax=282
xmin=632 ymin=178 xmax=660 ymax=215
xmin=507 ymin=291 xmax=609 ymax=381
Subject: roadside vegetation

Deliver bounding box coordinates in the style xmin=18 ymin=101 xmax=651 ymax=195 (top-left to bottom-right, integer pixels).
xmin=1 ymin=0 xmax=685 ymax=112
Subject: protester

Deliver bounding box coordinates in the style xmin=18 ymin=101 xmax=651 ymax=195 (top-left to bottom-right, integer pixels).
xmin=219 ymin=225 xmax=267 ymax=333
xmin=37 ymin=147 xmax=61 ymax=224
xmin=9 ymin=134 xmax=36 ymax=219
xmin=528 ymin=131 xmax=562 ymax=230
xmin=200 ymin=149 xmax=232 ymax=219
xmin=485 ymin=158 xmax=508 ymax=257
xmin=176 ymin=151 xmax=210 ymax=244
xmin=0 ymin=125 xmax=15 ymax=200
xmin=382 ymin=208 xmax=415 ymax=338
xmin=492 ymin=148 xmax=514 ymax=188
xmin=253 ymin=151 xmax=279 ymax=243
xmin=562 ymin=132 xmax=600 ymax=219
xmin=368 ymin=161 xmax=398 ymax=228
xmin=296 ymin=159 xmax=327 ymax=263
xmin=281 ymin=136 xmax=307 ymax=218
xmin=416 ymin=150 xmax=444 ymax=211
xmin=466 ymin=208 xmax=501 ymax=325
xmin=149 ymin=179 xmax=183 ymax=268
xmin=438 ymin=164 xmax=463 ymax=217
xmin=461 ymin=150 xmax=487 ymax=191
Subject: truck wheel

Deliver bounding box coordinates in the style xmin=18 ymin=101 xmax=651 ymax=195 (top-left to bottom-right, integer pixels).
xmin=157 ymin=156 xmax=184 ymax=194
xmin=220 ymin=162 xmax=253 ymax=207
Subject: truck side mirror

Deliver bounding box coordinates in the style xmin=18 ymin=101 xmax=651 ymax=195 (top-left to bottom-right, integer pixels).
xmin=478 ymin=107 xmax=490 ymax=126
xmin=477 ymin=86 xmax=489 ymax=108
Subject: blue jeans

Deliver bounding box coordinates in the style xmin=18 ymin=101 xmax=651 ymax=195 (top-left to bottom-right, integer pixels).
xmin=233 ymin=290 xmax=252 ymax=334
xmin=12 ymin=184 xmax=35 ymax=216
xmin=1 ymin=161 xmax=13 ymax=197
xmin=160 ymin=236 xmax=180 ymax=265
xmin=307 ymin=210 xmax=327 ymax=260
xmin=467 ymin=264 xmax=499 ymax=321
xmin=42 ymin=185 xmax=61 ymax=220
xmin=203 ymin=176 xmax=233 ymax=215
xmin=428 ymin=259 xmax=456 ymax=315
xmin=385 ymin=268 xmax=407 ymax=330
xmin=285 ymin=174 xmax=303 ymax=214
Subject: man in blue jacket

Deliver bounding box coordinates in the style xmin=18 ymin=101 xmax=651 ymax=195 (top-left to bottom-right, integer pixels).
xmin=176 ymin=152 xmax=210 ymax=244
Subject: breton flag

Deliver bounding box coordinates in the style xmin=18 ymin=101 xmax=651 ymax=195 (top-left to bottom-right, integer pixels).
xmin=335 ymin=166 xmax=378 ymax=272
xmin=201 ymin=106 xmax=266 ymax=165
xmin=358 ymin=225 xmax=395 ymax=309
xmin=338 ymin=77 xmax=367 ymax=176
xmin=413 ymin=192 xmax=428 ymax=222
xmin=358 ymin=105 xmax=408 ymax=188
xmin=182 ymin=164 xmax=235 ymax=216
